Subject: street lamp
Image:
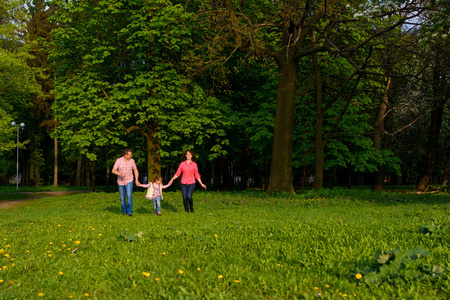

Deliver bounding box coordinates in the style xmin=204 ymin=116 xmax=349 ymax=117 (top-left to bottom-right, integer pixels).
xmin=11 ymin=121 xmax=25 ymax=191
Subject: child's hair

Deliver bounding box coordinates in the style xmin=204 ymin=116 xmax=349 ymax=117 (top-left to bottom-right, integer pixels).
xmin=152 ymin=175 xmax=163 ymax=183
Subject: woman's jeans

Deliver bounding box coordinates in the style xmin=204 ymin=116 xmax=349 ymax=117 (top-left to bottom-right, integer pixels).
xmin=181 ymin=183 xmax=195 ymax=212
xmin=153 ymin=196 xmax=161 ymax=215
xmin=118 ymin=181 xmax=133 ymax=215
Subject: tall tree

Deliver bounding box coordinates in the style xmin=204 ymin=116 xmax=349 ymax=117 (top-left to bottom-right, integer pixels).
xmin=50 ymin=0 xmax=228 ymax=186
xmin=416 ymin=1 xmax=450 ymax=191
xmin=202 ymin=0 xmax=425 ymax=193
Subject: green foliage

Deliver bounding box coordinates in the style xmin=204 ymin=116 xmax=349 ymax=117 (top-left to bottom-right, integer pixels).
xmin=0 ymin=109 xmax=16 ymax=152
xmin=49 ymin=0 xmax=228 ymax=165
xmin=419 ymin=223 xmax=450 ymax=243
xmin=118 ymin=231 xmax=145 ymax=243
xmin=360 ymin=247 xmax=445 ymax=285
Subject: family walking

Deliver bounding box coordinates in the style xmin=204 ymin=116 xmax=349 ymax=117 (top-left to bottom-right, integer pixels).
xmin=112 ymin=149 xmax=206 ymax=216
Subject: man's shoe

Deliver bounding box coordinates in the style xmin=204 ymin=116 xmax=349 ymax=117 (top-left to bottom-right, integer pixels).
xmin=128 ymin=214 xmax=133 ymax=217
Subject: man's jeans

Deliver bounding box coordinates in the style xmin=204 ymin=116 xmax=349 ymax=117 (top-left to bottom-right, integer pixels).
xmin=181 ymin=183 xmax=195 ymax=212
xmin=118 ymin=181 xmax=133 ymax=215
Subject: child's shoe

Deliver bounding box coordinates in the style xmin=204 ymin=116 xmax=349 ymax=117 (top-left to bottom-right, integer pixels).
xmin=157 ymin=212 xmax=161 ymax=216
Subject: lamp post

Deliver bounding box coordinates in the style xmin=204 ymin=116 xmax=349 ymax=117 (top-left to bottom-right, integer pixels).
xmin=11 ymin=121 xmax=25 ymax=191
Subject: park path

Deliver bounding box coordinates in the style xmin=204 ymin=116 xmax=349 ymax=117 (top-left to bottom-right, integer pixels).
xmin=0 ymin=190 xmax=91 ymax=209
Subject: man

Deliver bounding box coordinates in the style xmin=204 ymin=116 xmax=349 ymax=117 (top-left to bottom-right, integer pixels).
xmin=112 ymin=149 xmax=140 ymax=216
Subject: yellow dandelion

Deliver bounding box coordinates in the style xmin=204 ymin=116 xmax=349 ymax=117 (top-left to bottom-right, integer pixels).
xmin=11 ymin=263 xmax=14 ymax=267
xmin=0 ymin=279 xmax=3 ymax=283
xmin=218 ymin=275 xmax=224 ymax=279
xmin=5 ymin=245 xmax=10 ymax=248
xmin=325 ymin=284 xmax=330 ymax=288
xmin=314 ymin=287 xmax=319 ymax=290
xmin=276 ymin=264 xmax=281 ymax=267
xmin=354 ymin=294 xmax=356 ymax=297
xmin=85 ymin=293 xmax=89 ymax=297
xmin=38 ymin=293 xmax=44 ymax=297
xmin=343 ymin=294 xmax=348 ymax=297
xmin=155 ymin=278 xmax=160 ymax=281
xmin=196 ymin=267 xmax=201 ymax=272
xmin=143 ymin=272 xmax=150 ymax=277
xmin=4 ymin=254 xmax=10 ymax=258
xmin=162 ymin=252 xmax=166 ymax=256
xmin=0 ymin=249 xmax=3 ymax=253
xmin=3 ymin=266 xmax=7 ymax=270
xmin=75 ymin=241 xmax=81 ymax=245
xmin=127 ymin=260 xmax=130 ymax=262
xmin=133 ymin=283 xmax=137 ymax=287
xmin=59 ymin=272 xmax=63 ymax=275
xmin=57 ymin=225 xmax=61 ymax=227
xmin=98 ymin=234 xmax=102 ymax=237
xmin=178 ymin=270 xmax=184 ymax=275
xmin=356 ymin=273 xmax=363 ymax=279
xmin=48 ymin=254 xmax=52 ymax=258
xmin=214 ymin=234 xmax=218 ymax=238
xmin=234 ymin=280 xmax=240 ymax=283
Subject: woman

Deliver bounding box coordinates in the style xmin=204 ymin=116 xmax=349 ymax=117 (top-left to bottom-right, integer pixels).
xmin=169 ymin=150 xmax=206 ymax=213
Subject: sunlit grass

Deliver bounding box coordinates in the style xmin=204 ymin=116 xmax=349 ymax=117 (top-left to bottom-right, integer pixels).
xmin=0 ymin=189 xmax=449 ymax=298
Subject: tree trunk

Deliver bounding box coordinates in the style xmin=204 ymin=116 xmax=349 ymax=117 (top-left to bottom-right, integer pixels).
xmin=105 ymin=166 xmax=111 ymax=192
xmin=146 ymin=132 xmax=161 ymax=184
xmin=75 ymin=157 xmax=82 ymax=187
xmin=442 ymin=146 xmax=449 ymax=186
xmin=416 ymin=52 xmax=447 ymax=191
xmin=312 ymin=48 xmax=325 ymax=190
xmin=53 ymin=135 xmax=58 ymax=187
xmin=85 ymin=158 xmax=91 ymax=187
xmin=241 ymin=138 xmax=250 ymax=190
xmin=373 ymin=76 xmax=392 ymax=192
xmin=266 ymin=59 xmax=298 ymax=194
xmin=89 ymin=159 xmax=96 ymax=192
xmin=105 ymin=149 xmax=110 ymax=192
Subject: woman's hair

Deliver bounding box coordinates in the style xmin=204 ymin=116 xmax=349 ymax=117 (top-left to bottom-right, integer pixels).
xmin=181 ymin=150 xmax=197 ymax=162
xmin=152 ymin=175 xmax=162 ymax=183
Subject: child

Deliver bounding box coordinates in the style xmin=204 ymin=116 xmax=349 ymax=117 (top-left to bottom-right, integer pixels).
xmin=138 ymin=175 xmax=171 ymax=215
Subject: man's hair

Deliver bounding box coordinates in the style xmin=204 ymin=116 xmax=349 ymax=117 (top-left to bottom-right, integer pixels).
xmin=124 ymin=149 xmax=132 ymax=155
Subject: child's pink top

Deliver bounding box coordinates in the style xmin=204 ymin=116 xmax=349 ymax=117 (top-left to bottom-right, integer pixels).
xmin=174 ymin=161 xmax=201 ymax=184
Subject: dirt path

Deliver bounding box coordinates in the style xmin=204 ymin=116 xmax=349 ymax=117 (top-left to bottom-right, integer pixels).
xmin=0 ymin=191 xmax=90 ymax=209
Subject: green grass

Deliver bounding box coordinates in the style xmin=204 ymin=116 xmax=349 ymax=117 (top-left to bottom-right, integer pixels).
xmin=0 ymin=189 xmax=449 ymax=299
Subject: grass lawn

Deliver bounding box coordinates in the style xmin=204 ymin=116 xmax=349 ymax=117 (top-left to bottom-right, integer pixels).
xmin=0 ymin=188 xmax=449 ymax=299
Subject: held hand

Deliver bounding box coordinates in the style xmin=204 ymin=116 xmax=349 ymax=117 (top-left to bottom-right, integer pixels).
xmin=201 ymin=183 xmax=207 ymax=189
xmin=136 ymin=181 xmax=141 ymax=187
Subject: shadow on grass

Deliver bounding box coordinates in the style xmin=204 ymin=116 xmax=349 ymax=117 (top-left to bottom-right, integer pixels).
xmin=104 ymin=199 xmax=179 ymax=215
xmin=136 ymin=199 xmax=179 ymax=214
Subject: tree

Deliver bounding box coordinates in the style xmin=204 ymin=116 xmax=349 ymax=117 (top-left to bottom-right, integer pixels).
xmin=50 ymin=0 xmax=228 ymax=187
xmin=201 ymin=0 xmax=426 ymax=193
xmin=27 ymin=0 xmax=59 ymax=186
xmin=415 ymin=0 xmax=450 ymax=191
xmin=1 ymin=0 xmax=41 ymax=184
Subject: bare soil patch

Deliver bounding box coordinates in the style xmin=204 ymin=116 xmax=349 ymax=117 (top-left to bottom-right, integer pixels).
xmin=0 ymin=191 xmax=90 ymax=209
